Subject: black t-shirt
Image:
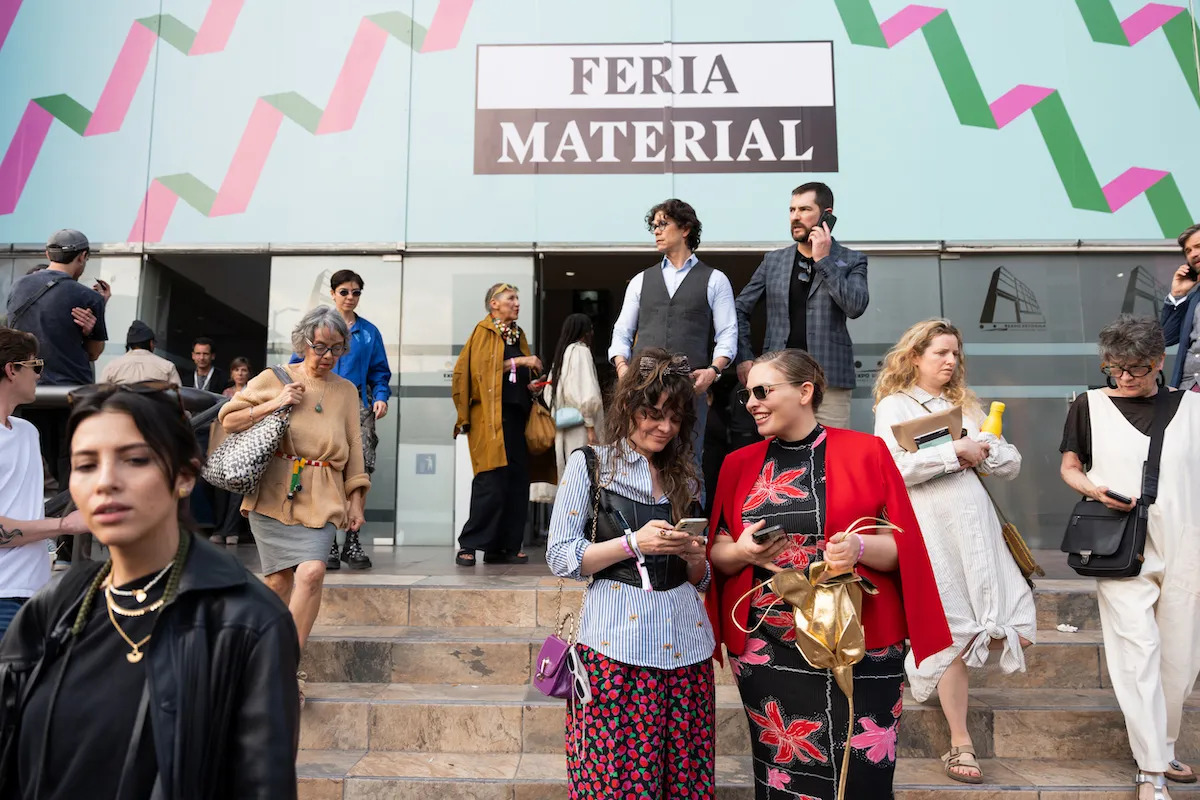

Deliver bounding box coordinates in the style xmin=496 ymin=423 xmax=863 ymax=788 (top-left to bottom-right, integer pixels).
xmin=5 ymin=270 xmax=107 ymax=386
xmin=501 ymin=340 xmax=532 ymax=411
xmin=1059 ymin=390 xmax=1186 ymax=470
xmin=18 ymin=572 xmax=166 ymax=799
xmin=786 ymin=249 xmax=813 ymax=351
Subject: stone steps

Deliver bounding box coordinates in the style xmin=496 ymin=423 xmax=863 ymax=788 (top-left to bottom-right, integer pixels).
xmin=302 ymin=625 xmax=1111 ymax=689
xmin=297 ymin=750 xmax=1200 ymax=799
xmin=298 ymin=682 xmax=1200 ymax=762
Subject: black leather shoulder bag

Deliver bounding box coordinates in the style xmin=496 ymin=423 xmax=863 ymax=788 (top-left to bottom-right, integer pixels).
xmin=1060 ymin=388 xmax=1170 ymax=578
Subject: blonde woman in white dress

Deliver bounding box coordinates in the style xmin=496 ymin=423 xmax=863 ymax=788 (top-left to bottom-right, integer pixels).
xmin=872 ymin=319 xmax=1035 ymax=785
xmin=546 ymin=313 xmax=605 ymax=481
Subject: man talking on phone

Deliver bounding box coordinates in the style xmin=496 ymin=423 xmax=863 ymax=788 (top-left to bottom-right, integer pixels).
xmin=1162 ymin=222 xmax=1200 ymax=390
xmin=734 ymin=183 xmax=868 ymax=428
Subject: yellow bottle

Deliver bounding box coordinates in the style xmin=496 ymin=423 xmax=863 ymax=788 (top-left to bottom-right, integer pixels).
xmin=980 ymin=401 xmax=1005 ymax=438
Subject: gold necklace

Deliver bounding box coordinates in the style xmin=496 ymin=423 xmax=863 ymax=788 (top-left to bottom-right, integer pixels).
xmin=106 ymin=560 xmax=172 ymax=604
xmin=104 ymin=589 xmax=155 ymax=663
xmin=104 ymin=582 xmax=166 ymax=617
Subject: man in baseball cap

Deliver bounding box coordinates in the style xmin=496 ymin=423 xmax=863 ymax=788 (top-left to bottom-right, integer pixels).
xmin=99 ymin=320 xmax=182 ymax=385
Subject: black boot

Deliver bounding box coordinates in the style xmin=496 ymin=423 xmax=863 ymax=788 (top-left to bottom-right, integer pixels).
xmin=341 ymin=531 xmax=372 ymax=570
xmin=325 ymin=539 xmax=341 ymax=570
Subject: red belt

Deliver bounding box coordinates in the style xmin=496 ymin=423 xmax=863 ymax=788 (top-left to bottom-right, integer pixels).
xmin=275 ymin=452 xmax=331 ymax=499
xmin=274 ymin=452 xmax=330 ymax=468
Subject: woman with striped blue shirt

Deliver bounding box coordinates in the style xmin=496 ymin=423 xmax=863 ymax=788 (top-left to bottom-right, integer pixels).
xmin=547 ymin=348 xmax=716 ymax=800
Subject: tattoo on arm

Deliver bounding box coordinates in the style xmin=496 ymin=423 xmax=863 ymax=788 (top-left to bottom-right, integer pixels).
xmin=0 ymin=524 xmax=24 ymax=545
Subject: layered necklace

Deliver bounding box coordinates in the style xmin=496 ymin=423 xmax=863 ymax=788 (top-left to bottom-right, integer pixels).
xmin=491 ymin=316 xmax=520 ymax=346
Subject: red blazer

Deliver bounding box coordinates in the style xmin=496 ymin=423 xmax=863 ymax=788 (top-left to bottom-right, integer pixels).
xmin=705 ymin=428 xmax=952 ymax=667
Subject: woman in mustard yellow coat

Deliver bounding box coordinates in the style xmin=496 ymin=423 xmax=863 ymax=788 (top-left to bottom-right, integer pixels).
xmin=452 ymin=283 xmax=541 ymax=566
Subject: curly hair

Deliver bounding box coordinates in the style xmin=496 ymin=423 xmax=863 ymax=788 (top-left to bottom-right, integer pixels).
xmin=645 ymin=199 xmax=702 ymax=251
xmin=1098 ymin=314 xmax=1165 ymax=367
xmin=601 ymin=348 xmax=698 ymax=520
xmin=873 ymin=319 xmax=981 ymax=417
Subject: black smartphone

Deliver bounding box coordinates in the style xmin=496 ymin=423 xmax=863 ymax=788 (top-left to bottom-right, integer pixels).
xmin=1104 ymin=489 xmax=1133 ymax=505
xmin=1186 ymin=264 xmax=1199 ymax=281
xmin=751 ymin=524 xmax=786 ymax=545
xmin=814 ymin=208 xmax=837 ymax=235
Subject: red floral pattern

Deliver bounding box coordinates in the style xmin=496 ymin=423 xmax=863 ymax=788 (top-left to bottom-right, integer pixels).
xmin=745 ymin=700 xmax=828 ymax=765
xmin=742 ymin=460 xmax=810 ymax=513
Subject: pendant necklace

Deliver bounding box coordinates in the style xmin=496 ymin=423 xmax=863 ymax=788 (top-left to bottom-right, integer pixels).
xmin=304 ymin=367 xmax=329 ymax=414
xmin=104 ymin=581 xmax=166 ymax=617
xmin=104 ymin=587 xmax=156 ymax=663
xmin=106 ymin=559 xmax=172 ymax=604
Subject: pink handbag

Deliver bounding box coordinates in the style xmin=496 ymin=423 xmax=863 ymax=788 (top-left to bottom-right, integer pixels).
xmin=533 ymin=613 xmax=576 ymax=699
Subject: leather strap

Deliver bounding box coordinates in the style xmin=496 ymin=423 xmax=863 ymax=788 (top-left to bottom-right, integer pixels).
xmin=7 ymin=273 xmax=69 ymax=328
xmin=1139 ymin=387 xmax=1172 ymax=507
xmin=114 ymin=682 xmax=154 ymax=800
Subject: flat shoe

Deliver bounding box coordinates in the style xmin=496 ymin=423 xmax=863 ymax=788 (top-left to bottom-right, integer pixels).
xmin=1167 ymin=761 xmax=1197 ymax=784
xmin=943 ymin=744 xmax=983 ymax=785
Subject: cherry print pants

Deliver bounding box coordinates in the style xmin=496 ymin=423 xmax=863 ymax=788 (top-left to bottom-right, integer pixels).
xmin=566 ymin=645 xmax=715 ymax=799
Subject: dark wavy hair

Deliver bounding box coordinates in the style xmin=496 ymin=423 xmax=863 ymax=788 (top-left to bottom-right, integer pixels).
xmin=67 ymin=384 xmax=202 ymax=522
xmin=601 ymin=348 xmax=698 ymax=519
xmin=547 ymin=314 xmax=593 ymax=407
xmin=0 ymin=327 xmax=38 ymax=382
xmin=645 ymin=199 xmax=702 ymax=251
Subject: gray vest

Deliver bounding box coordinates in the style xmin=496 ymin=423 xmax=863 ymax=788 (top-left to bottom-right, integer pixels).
xmin=636 ymin=260 xmax=714 ymax=369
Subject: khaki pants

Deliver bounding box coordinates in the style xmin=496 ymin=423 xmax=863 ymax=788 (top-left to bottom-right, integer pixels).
xmin=814 ymin=386 xmax=852 ymax=429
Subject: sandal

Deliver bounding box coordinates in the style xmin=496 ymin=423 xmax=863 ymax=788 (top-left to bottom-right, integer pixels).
xmin=455 ymin=549 xmax=476 ymax=567
xmin=942 ymin=744 xmax=983 ymax=784
xmin=1136 ymin=770 xmax=1171 ymax=799
xmin=1167 ymin=761 xmax=1197 ymax=784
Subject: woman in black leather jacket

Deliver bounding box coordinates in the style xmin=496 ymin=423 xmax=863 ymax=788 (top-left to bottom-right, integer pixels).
xmin=546 ymin=348 xmax=716 ymax=799
xmin=0 ymin=381 xmax=300 ymax=799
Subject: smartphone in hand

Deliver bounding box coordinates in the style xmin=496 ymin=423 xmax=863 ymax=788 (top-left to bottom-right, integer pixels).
xmin=674 ymin=518 xmax=708 ymax=537
xmin=751 ymin=524 xmax=786 ymax=546
xmin=1104 ymin=489 xmax=1133 ymax=505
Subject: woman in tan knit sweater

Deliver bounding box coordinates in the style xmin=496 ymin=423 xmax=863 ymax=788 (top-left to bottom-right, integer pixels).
xmin=219 ymin=307 xmax=370 ymax=693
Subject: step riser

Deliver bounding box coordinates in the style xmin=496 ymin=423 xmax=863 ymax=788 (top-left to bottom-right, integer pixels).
xmin=315 ymin=586 xmax=1102 ymax=631
xmin=301 ymin=639 xmax=1111 ymax=689
xmin=299 ymin=699 xmax=1200 ymax=762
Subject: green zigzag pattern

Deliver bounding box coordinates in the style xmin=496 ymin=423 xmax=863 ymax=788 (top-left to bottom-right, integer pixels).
xmin=833 ymin=0 xmax=1193 ymax=236
xmin=1075 ymin=0 xmax=1200 ymax=106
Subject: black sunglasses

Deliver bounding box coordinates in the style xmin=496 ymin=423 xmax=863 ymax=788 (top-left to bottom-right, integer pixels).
xmin=12 ymin=358 xmax=44 ymax=376
xmin=736 ymin=381 xmax=806 ymax=406
xmin=336 ymin=288 xmax=363 ymax=297
xmin=70 ymin=380 xmax=187 ymax=419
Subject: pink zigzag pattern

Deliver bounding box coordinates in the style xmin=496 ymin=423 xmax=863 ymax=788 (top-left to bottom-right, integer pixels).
xmin=0 ymin=0 xmax=21 ymax=53
xmin=0 ymin=0 xmax=242 ymax=215
xmin=132 ymin=0 xmax=475 ymax=242
xmin=880 ymin=4 xmax=1167 ymax=213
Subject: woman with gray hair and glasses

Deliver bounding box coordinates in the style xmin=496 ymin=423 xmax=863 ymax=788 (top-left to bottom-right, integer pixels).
xmin=219 ymin=305 xmax=370 ymax=703
xmin=1060 ymin=314 xmax=1200 ymax=800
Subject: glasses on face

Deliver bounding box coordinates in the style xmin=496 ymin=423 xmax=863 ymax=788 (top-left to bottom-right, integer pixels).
xmin=648 ymin=220 xmax=672 ymax=233
xmin=336 ymin=288 xmax=363 ymax=298
xmin=71 ymin=380 xmax=187 ymax=419
xmin=12 ymin=358 xmax=44 ymax=376
xmin=306 ymin=339 xmax=348 ymax=357
xmin=1101 ymin=363 xmax=1154 ymax=378
xmin=736 ymin=381 xmax=807 ymax=406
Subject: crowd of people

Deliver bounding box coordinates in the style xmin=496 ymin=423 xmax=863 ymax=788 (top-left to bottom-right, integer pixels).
xmin=0 ymin=199 xmax=1196 ymax=798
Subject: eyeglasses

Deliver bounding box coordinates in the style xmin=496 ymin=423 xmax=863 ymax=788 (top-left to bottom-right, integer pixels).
xmin=306 ymin=339 xmax=348 ymax=357
xmin=736 ymin=381 xmax=807 ymax=406
xmin=336 ymin=288 xmax=363 ymax=297
xmin=12 ymin=358 xmax=44 ymax=376
xmin=1101 ymin=363 xmax=1154 ymax=378
xmin=70 ymin=380 xmax=187 ymax=419
xmin=648 ymin=220 xmax=673 ymax=232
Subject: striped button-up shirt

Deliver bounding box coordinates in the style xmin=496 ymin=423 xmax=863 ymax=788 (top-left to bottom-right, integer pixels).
xmin=547 ymin=443 xmax=714 ymax=669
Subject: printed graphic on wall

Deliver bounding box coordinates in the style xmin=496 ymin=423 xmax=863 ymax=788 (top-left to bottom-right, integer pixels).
xmin=1121 ymin=265 xmax=1167 ymax=315
xmin=979 ymin=267 xmax=1047 ymax=331
xmin=474 ymin=42 xmax=837 ymax=175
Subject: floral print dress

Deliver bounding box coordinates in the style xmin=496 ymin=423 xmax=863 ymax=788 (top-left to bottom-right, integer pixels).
xmin=728 ymin=426 xmax=906 ymax=800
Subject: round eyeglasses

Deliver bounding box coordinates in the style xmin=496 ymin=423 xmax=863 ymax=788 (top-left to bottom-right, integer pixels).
xmin=336 ymin=289 xmax=362 ymax=297
xmin=306 ymin=339 xmax=348 ymax=357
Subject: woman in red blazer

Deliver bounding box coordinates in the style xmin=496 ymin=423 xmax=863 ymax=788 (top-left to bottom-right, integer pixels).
xmin=706 ymin=350 xmax=951 ymax=800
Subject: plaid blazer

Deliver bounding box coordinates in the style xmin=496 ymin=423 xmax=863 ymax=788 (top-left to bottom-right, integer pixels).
xmin=734 ymin=239 xmax=869 ymax=389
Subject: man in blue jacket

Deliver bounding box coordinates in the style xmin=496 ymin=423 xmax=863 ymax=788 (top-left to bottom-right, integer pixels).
xmin=292 ymin=269 xmax=391 ymax=570
xmin=1162 ymin=223 xmax=1200 ymax=390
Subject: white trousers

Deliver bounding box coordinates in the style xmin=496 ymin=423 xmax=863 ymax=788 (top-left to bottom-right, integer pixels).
xmin=815 ymin=386 xmax=852 ymax=430
xmin=1095 ymin=521 xmax=1200 ymax=771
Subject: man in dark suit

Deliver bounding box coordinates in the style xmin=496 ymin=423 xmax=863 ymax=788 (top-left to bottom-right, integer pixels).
xmin=734 ymin=182 xmax=868 ymax=429
xmin=186 ymin=336 xmax=229 ymax=393
xmin=1162 ymin=222 xmax=1200 ymax=390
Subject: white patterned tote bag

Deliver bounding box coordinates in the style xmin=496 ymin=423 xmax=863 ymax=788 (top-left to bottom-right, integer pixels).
xmin=202 ymin=365 xmax=293 ymax=494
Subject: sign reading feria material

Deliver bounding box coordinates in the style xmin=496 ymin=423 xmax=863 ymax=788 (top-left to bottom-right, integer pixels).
xmin=474 ymin=42 xmax=837 ymax=174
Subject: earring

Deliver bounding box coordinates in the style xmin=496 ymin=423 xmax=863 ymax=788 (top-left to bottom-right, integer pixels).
xmin=177 ymin=486 xmax=191 ymax=499
xmin=1105 ymin=376 xmax=1117 ymax=390
xmin=1156 ymin=372 xmax=1166 ymax=388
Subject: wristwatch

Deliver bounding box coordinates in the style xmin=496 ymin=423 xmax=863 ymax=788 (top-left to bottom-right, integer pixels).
xmin=707 ymin=363 xmax=723 ymax=379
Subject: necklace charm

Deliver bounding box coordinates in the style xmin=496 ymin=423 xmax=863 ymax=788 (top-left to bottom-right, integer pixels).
xmin=126 ymin=648 xmax=144 ymax=664
xmin=134 ymin=589 xmax=147 ymax=603
xmin=315 ymin=403 xmax=323 ymax=413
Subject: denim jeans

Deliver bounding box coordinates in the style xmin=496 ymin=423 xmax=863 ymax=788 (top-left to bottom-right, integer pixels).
xmin=0 ymin=597 xmax=27 ymax=642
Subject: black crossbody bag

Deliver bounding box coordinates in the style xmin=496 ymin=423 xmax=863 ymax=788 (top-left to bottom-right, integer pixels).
xmin=1060 ymin=388 xmax=1170 ymax=578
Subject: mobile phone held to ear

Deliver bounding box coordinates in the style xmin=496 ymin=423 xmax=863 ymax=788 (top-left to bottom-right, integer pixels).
xmin=751 ymin=524 xmax=786 ymax=546
xmin=674 ymin=518 xmax=708 ymax=537
xmin=815 ymin=208 xmax=837 ymax=234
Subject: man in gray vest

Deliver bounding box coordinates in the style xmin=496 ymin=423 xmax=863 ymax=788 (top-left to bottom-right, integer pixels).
xmin=608 ymin=198 xmax=738 ymax=468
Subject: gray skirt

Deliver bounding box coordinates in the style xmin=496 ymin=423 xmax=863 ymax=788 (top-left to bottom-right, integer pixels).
xmin=248 ymin=511 xmax=336 ymax=575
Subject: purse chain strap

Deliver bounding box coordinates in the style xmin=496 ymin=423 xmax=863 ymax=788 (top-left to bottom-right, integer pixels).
xmin=553 ymin=446 xmax=602 ymax=643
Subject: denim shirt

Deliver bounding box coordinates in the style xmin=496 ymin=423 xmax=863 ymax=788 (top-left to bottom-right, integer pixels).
xmin=290 ymin=314 xmax=391 ymax=408
xmin=547 ymin=443 xmax=714 ymax=669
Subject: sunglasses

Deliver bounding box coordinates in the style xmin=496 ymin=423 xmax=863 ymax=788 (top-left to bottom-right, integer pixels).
xmin=736 ymin=381 xmax=807 ymax=406
xmin=336 ymin=288 xmax=363 ymax=297
xmin=306 ymin=339 xmax=348 ymax=357
xmin=489 ymin=283 xmax=519 ymax=302
xmin=1100 ymin=363 xmax=1154 ymax=378
xmin=70 ymin=380 xmax=187 ymax=419
xmin=12 ymin=358 xmax=44 ymax=376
